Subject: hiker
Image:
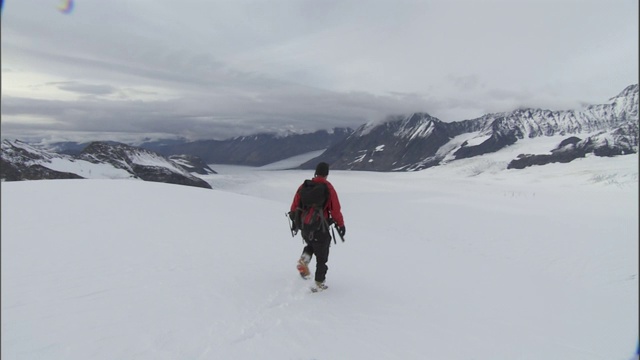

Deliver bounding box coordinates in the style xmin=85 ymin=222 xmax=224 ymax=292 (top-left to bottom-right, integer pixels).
xmin=289 ymin=162 xmax=346 ymax=292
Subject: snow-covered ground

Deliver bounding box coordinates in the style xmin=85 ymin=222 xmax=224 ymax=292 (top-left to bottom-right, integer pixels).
xmin=2 ymin=150 xmax=638 ymax=360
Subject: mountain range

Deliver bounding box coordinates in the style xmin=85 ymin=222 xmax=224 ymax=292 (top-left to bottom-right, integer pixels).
xmin=50 ymin=129 xmax=354 ymax=167
xmin=1 ymin=84 xmax=637 ymax=187
xmin=59 ymin=84 xmax=638 ymax=172
xmin=1 ymin=140 xmax=213 ymax=189
xmin=301 ymin=84 xmax=638 ymax=171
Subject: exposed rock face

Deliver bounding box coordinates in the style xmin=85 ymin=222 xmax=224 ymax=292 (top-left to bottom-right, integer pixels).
xmin=507 ymin=121 xmax=639 ymax=169
xmin=168 ymin=155 xmax=217 ymax=175
xmin=1 ymin=157 xmax=84 ymax=181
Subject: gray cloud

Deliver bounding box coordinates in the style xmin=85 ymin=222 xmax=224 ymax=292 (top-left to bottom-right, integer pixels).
xmin=1 ymin=0 xmax=638 ymax=143
xmin=53 ymin=82 xmax=117 ymax=96
xmin=0 ymin=84 xmax=438 ymax=142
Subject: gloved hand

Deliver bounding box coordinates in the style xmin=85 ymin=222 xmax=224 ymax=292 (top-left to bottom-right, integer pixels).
xmin=337 ymin=225 xmax=346 ymax=238
xmin=288 ymin=211 xmax=296 ymax=221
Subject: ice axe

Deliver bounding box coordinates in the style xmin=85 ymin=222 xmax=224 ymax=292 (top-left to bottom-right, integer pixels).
xmin=285 ymin=212 xmax=298 ymax=237
xmin=330 ymin=222 xmax=345 ymax=243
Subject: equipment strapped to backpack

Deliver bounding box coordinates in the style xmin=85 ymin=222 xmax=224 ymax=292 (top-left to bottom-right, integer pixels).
xmin=293 ymin=180 xmax=330 ymax=239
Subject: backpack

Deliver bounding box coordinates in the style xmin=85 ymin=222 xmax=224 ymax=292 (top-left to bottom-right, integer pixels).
xmin=293 ymin=180 xmax=330 ymax=236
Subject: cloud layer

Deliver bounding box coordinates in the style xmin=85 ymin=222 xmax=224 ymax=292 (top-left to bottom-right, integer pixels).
xmin=1 ymin=0 xmax=638 ymax=142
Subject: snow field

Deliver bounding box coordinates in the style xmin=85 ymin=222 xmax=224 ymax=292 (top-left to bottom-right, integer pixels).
xmin=2 ymin=153 xmax=638 ymax=359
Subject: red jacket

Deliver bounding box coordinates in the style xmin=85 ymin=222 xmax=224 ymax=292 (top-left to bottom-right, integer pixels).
xmin=290 ymin=176 xmax=344 ymax=227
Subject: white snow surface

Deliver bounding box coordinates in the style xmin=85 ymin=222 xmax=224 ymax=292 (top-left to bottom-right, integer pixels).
xmin=46 ymin=158 xmax=134 ymax=179
xmin=2 ymin=153 xmax=639 ymax=360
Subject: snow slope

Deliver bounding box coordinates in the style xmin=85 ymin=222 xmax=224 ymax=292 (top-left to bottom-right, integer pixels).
xmin=2 ymin=154 xmax=638 ymax=360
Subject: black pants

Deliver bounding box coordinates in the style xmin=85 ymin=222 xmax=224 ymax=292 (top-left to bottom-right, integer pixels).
xmin=301 ymin=229 xmax=332 ymax=283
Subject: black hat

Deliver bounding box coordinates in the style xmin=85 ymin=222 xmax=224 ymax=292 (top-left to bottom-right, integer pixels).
xmin=315 ymin=162 xmax=329 ymax=177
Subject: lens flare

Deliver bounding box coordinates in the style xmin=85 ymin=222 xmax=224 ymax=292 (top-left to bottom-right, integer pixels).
xmin=57 ymin=0 xmax=74 ymax=14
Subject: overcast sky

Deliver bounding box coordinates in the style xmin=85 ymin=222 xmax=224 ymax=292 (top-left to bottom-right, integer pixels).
xmin=1 ymin=0 xmax=638 ymax=142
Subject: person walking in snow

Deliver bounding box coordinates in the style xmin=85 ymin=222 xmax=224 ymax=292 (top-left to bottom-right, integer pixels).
xmin=289 ymin=162 xmax=346 ymax=292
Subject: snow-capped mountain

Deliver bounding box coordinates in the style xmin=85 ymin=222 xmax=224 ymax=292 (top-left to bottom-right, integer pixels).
xmin=301 ymin=84 xmax=639 ymax=171
xmin=1 ymin=140 xmax=213 ymax=189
